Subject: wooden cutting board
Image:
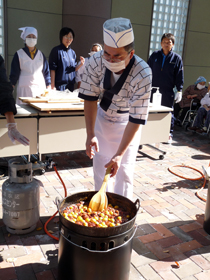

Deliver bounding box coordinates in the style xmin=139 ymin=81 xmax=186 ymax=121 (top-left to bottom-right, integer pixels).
xmin=29 ymin=102 xmax=84 ymax=112
xmin=19 ymin=97 xmax=84 ymax=103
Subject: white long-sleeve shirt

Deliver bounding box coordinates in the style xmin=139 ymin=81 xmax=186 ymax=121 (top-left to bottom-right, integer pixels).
xmin=201 ymin=92 xmax=210 ymax=107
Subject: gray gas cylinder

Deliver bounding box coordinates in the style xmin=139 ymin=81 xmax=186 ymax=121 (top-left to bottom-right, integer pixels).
xmin=2 ymin=158 xmax=42 ymax=234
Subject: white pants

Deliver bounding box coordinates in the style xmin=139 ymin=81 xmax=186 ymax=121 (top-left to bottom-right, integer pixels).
xmin=93 ymin=107 xmax=141 ymax=200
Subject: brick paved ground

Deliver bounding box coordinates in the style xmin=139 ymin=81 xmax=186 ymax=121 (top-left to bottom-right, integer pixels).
xmin=0 ymin=125 xmax=210 ymax=280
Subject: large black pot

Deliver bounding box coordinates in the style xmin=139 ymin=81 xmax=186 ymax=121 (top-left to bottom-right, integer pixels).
xmin=58 ymin=225 xmax=136 ymax=280
xmin=56 ymin=191 xmax=140 ymax=237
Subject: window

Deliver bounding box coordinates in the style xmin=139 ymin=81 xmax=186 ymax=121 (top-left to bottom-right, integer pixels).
xmin=0 ymin=0 xmax=4 ymax=57
xmin=149 ymin=0 xmax=189 ymax=57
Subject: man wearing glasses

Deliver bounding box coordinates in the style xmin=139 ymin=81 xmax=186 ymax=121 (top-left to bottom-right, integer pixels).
xmin=79 ymin=18 xmax=152 ymax=199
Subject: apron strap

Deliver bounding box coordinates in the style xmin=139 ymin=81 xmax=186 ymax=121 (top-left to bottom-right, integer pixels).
xmin=100 ymin=56 xmax=135 ymax=111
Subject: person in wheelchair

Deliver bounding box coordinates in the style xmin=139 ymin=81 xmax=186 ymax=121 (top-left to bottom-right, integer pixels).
xmin=174 ymin=76 xmax=208 ymax=125
xmin=188 ymin=85 xmax=210 ymax=134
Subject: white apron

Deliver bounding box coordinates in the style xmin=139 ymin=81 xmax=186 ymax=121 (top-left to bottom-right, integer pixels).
xmin=16 ymin=49 xmax=46 ymax=105
xmin=93 ymin=106 xmax=142 ymax=200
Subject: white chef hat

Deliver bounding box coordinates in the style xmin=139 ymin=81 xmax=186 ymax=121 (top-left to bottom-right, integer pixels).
xmin=103 ymin=17 xmax=134 ymax=48
xmin=18 ymin=27 xmax=38 ymax=40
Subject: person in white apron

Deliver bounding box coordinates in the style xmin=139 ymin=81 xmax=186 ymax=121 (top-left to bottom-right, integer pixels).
xmin=10 ymin=27 xmax=51 ymax=105
xmin=79 ymin=18 xmax=152 ymax=200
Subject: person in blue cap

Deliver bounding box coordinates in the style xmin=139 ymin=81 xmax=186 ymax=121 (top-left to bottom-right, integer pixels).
xmin=148 ymin=33 xmax=184 ymax=143
xmin=79 ymin=17 xmax=152 ymax=199
xmin=174 ymin=76 xmax=208 ymax=125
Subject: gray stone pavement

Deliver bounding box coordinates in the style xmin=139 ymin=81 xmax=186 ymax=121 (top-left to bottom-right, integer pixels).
xmin=0 ymin=125 xmax=210 ymax=280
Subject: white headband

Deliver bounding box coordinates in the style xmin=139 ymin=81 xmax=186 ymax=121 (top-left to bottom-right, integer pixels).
xmin=19 ymin=27 xmax=38 ymax=40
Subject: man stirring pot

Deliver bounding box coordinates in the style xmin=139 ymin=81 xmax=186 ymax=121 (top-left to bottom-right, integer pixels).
xmin=79 ymin=18 xmax=152 ymax=199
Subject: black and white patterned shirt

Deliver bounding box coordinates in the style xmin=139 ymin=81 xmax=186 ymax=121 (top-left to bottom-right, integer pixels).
xmin=79 ymin=51 xmax=152 ymax=125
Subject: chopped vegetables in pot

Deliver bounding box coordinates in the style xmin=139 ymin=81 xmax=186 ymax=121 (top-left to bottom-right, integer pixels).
xmin=62 ymin=201 xmax=130 ymax=228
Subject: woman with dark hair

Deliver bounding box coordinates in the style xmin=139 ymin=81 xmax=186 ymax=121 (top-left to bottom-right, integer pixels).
xmin=49 ymin=27 xmax=84 ymax=91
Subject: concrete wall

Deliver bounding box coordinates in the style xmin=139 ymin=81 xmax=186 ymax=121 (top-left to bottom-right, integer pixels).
xmin=62 ymin=0 xmax=153 ymax=62
xmin=111 ymin=0 xmax=153 ymax=61
xmin=6 ymin=0 xmax=62 ymax=76
xmin=62 ymin=0 xmax=111 ymax=58
xmin=183 ymin=0 xmax=210 ymax=90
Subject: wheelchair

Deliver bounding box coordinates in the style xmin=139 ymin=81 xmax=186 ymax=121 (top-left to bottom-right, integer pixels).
xmin=180 ymin=98 xmax=201 ymax=130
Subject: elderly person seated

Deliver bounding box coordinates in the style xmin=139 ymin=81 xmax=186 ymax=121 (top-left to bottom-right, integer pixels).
xmin=174 ymin=76 xmax=208 ymax=125
xmin=188 ymin=85 xmax=210 ymax=134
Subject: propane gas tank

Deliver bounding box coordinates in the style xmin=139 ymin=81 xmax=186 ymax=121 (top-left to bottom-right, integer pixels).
xmin=2 ymin=158 xmax=42 ymax=234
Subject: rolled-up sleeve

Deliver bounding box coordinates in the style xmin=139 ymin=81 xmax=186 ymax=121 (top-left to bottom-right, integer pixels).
xmin=79 ymin=55 xmax=101 ymax=101
xmin=9 ymin=52 xmax=21 ymax=86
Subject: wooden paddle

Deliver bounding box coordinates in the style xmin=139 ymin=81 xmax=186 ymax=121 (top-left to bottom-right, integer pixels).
xmin=89 ymin=166 xmax=112 ymax=211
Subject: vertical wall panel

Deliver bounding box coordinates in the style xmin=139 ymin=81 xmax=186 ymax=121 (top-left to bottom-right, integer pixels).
xmin=183 ymin=0 xmax=210 ymax=89
xmin=62 ymin=0 xmax=112 ymax=58
xmin=111 ymin=0 xmax=153 ymax=61
xmin=6 ymin=0 xmax=62 ymax=75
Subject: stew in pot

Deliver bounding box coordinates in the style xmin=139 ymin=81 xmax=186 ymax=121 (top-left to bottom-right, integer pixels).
xmin=62 ymin=201 xmax=130 ymax=228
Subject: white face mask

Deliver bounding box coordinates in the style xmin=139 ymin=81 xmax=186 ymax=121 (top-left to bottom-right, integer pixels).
xmin=88 ymin=51 xmax=96 ymax=56
xmin=197 ymin=83 xmax=205 ymax=90
xmin=25 ymin=38 xmax=37 ymax=47
xmin=102 ymin=57 xmax=126 ymax=73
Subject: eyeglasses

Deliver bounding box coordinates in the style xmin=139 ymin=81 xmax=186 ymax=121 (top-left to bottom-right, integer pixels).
xmin=102 ymin=50 xmax=131 ymax=63
xmin=64 ymin=35 xmax=73 ymax=40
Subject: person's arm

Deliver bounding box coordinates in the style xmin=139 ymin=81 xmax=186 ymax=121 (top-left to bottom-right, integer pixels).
xmin=75 ymin=56 xmax=85 ymax=71
xmin=105 ymin=122 xmax=140 ymax=177
xmin=83 ymin=100 xmax=99 ymax=159
xmin=42 ymin=53 xmax=51 ymax=88
xmin=182 ymin=86 xmax=191 ymax=99
xmin=5 ymin=111 xmax=15 ymax=123
xmin=50 ymin=70 xmax=56 ymax=89
xmin=147 ymin=53 xmax=153 ymax=68
xmin=49 ymin=47 xmax=58 ymax=90
xmin=4 ymin=111 xmax=29 ymax=146
xmin=9 ymin=52 xmax=21 ymax=86
xmin=175 ymin=56 xmax=184 ymax=92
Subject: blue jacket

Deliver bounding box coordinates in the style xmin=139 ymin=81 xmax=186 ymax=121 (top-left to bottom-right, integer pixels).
xmin=49 ymin=44 xmax=77 ymax=92
xmin=148 ymin=49 xmax=184 ymax=107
